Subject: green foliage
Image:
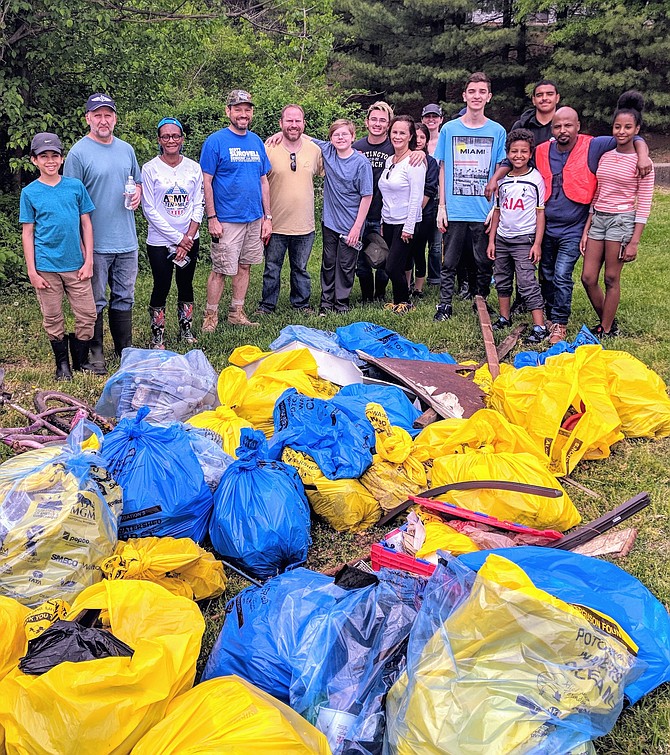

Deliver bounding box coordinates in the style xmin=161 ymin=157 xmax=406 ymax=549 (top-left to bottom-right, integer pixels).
xmin=0 ymin=193 xmax=27 ymax=289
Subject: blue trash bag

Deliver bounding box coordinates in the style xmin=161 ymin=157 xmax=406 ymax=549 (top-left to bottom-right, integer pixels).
xmin=183 ymin=425 xmax=234 ymax=493
xmin=268 ymin=389 xmax=373 ymax=479
xmin=335 ymin=321 xmax=456 ymax=364
xmin=270 ymin=325 xmax=363 ymax=365
xmin=514 ymin=325 xmax=601 ymax=368
xmin=201 ymin=568 xmax=344 ymax=703
xmin=291 ymin=567 xmax=426 ymax=755
xmin=209 ymin=428 xmax=311 ymax=580
xmin=330 ymin=383 xmax=421 ymax=440
xmin=460 ymin=547 xmax=670 ymax=704
xmin=101 ymin=406 xmax=214 ymax=543
xmin=386 ymin=553 xmax=645 ymax=754
xmin=96 ymin=347 xmax=218 ymax=424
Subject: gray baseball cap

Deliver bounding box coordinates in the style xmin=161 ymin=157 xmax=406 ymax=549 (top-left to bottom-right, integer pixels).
xmin=227 ymin=90 xmax=254 ymax=107
xmin=421 ymin=104 xmax=443 ymax=117
xmin=86 ymin=93 xmax=117 ymax=112
xmin=31 ymin=133 xmax=63 ymax=155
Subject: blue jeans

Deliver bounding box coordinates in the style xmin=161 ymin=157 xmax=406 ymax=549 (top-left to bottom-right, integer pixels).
xmin=92 ymin=250 xmax=138 ymax=313
xmin=539 ymin=234 xmax=582 ymax=324
xmin=259 ymin=232 xmax=315 ymax=310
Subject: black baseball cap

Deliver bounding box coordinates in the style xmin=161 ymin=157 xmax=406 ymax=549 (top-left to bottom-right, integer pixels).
xmin=86 ymin=93 xmax=117 ymax=112
xmin=31 ymin=133 xmax=63 ymax=155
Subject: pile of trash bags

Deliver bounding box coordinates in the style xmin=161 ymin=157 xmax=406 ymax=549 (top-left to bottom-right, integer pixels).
xmin=0 ymin=320 xmax=669 ymax=752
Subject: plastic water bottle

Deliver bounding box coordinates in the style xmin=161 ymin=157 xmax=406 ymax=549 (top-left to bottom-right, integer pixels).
xmin=124 ymin=175 xmax=136 ymax=210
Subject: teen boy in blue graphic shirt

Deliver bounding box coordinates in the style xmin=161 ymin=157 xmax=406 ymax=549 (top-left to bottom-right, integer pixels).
xmin=433 ymin=72 xmax=506 ymax=321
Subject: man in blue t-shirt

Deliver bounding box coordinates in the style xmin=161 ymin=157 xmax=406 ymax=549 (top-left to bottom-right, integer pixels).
xmin=64 ymin=93 xmax=142 ymax=373
xmin=200 ymin=90 xmax=272 ymax=329
xmin=433 ymin=72 xmax=506 ymax=321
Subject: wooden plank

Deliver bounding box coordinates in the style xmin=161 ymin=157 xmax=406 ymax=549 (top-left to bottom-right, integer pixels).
xmin=413 ymin=407 xmax=440 ymax=429
xmin=356 ymin=352 xmax=486 ymax=419
xmin=573 ymin=528 xmax=638 ymax=559
xmin=474 ymin=295 xmax=500 ymax=379
xmin=496 ymin=323 xmax=527 ymax=361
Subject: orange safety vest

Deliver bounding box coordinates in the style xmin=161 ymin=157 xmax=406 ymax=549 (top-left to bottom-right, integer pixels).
xmin=535 ymin=134 xmax=598 ymax=206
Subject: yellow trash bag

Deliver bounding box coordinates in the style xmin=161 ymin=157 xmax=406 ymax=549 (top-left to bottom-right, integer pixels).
xmin=131 ymin=675 xmax=331 ymax=755
xmin=0 ymin=597 xmax=28 ymax=681
xmin=490 ymin=345 xmax=623 ymax=475
xmin=359 ymin=404 xmax=429 ymax=512
xmin=23 ymin=599 xmax=70 ymax=641
xmin=601 ymin=350 xmax=670 ymax=439
xmin=386 ymin=554 xmax=639 ymax=755
xmin=230 ymin=345 xmax=316 ymax=373
xmin=282 ymin=447 xmax=380 ymax=532
xmin=187 ymin=366 xmax=253 ymax=457
xmin=413 ymin=408 xmax=546 ymax=464
xmin=0 ymin=438 xmax=121 ymax=607
xmin=415 ymin=520 xmax=479 ymax=561
xmin=101 ymin=537 xmax=227 ymax=600
xmin=0 ymin=580 xmax=204 ymax=755
xmin=431 ymin=448 xmax=580 ymax=531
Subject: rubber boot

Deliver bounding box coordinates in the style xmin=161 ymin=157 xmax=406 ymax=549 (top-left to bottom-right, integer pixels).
xmin=148 ymin=306 xmax=166 ymax=350
xmin=50 ymin=337 xmax=72 ymax=382
xmin=68 ymin=334 xmax=97 ymax=373
xmin=88 ymin=312 xmax=107 ymax=376
xmin=177 ymin=301 xmax=197 ymax=344
xmin=108 ymin=308 xmax=133 ymax=358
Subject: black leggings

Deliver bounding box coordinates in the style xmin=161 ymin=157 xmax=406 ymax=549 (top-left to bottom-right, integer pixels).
xmin=405 ymin=217 xmax=431 ymax=278
xmin=147 ymin=239 xmax=199 ymax=307
xmin=382 ymin=223 xmax=411 ymax=304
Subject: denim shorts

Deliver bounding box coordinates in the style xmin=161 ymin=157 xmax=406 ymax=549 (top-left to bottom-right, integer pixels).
xmin=587 ymin=210 xmax=636 ymax=243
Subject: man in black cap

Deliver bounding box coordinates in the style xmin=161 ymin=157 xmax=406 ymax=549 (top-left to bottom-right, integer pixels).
xmin=64 ymin=93 xmax=142 ymax=373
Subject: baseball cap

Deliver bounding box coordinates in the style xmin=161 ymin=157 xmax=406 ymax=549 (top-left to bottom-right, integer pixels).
xmin=227 ymin=90 xmax=254 ymax=107
xmin=421 ymin=104 xmax=443 ymax=117
xmin=86 ymin=93 xmax=117 ymax=112
xmin=31 ymin=133 xmax=63 ymax=155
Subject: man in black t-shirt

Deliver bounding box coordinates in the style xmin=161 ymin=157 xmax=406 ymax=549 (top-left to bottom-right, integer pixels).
xmin=353 ymin=101 xmax=394 ymax=302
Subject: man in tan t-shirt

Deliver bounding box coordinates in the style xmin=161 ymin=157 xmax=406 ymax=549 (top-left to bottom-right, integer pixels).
xmin=256 ymin=104 xmax=323 ymax=314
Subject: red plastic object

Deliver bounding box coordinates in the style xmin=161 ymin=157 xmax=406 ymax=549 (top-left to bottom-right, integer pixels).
xmin=408 ymin=496 xmax=564 ymax=541
xmin=370 ymin=527 xmax=436 ymax=577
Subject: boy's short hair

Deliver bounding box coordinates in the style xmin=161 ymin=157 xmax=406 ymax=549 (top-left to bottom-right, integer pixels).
xmin=505 ymin=128 xmax=535 ymax=153
xmin=366 ymin=101 xmax=394 ymax=121
xmin=281 ymin=103 xmax=305 ymax=119
xmin=328 ymin=118 xmax=356 ymax=139
xmin=464 ymin=72 xmax=491 ymax=91
xmin=532 ymin=79 xmax=559 ymax=96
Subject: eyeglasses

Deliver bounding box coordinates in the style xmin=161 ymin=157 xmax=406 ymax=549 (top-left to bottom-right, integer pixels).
xmin=385 ymin=163 xmax=396 ymax=180
xmin=290 ymin=152 xmax=297 ymax=172
xmin=158 ymin=134 xmax=183 ymax=142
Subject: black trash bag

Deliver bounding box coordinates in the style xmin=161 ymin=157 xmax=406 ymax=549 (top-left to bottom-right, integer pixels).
xmin=290 ymin=568 xmax=426 ymax=755
xmin=19 ymin=614 xmax=134 ymax=675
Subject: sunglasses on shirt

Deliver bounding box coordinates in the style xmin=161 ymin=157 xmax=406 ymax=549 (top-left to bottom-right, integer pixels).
xmin=290 ymin=152 xmax=297 ymax=172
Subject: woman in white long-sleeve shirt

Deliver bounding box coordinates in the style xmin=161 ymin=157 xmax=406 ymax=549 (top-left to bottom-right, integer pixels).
xmin=378 ymin=115 xmax=426 ymax=313
xmin=141 ymin=117 xmax=204 ymax=348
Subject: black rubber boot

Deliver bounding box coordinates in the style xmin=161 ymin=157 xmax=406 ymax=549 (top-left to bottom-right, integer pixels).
xmin=148 ymin=306 xmax=166 ymax=350
xmin=50 ymin=337 xmax=73 ymax=381
xmin=108 ymin=308 xmax=133 ymax=358
xmin=69 ymin=334 xmax=99 ymax=374
xmin=88 ymin=312 xmax=107 ymax=375
xmin=177 ymin=301 xmax=197 ymax=344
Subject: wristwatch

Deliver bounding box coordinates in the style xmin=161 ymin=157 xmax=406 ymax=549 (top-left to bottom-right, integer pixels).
xmin=207 ymin=214 xmax=216 ymax=220
xmin=264 ymin=214 xmax=273 ymax=220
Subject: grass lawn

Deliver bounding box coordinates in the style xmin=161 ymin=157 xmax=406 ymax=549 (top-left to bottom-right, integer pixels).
xmin=1 ymin=192 xmax=670 ymax=752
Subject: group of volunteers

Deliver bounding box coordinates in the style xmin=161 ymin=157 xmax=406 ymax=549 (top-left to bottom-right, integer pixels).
xmin=19 ymin=75 xmax=655 ymax=380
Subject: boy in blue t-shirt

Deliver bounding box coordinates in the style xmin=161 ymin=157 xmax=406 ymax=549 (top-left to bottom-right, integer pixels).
xmin=19 ymin=132 xmax=98 ymax=380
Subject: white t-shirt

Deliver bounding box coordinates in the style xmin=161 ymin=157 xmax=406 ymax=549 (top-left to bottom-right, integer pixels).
xmin=378 ymin=156 xmax=426 ymax=234
xmin=141 ymin=155 xmax=205 ymax=246
xmin=495 ymin=167 xmax=545 ymax=238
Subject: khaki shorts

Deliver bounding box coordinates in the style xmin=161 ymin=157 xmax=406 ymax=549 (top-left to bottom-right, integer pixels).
xmin=587 ymin=210 xmax=636 ymax=243
xmin=211 ymin=219 xmax=263 ymax=276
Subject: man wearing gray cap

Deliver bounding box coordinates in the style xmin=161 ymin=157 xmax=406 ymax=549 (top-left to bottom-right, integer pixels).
xmin=64 ymin=93 xmax=142 ymax=373
xmin=200 ymin=89 xmax=273 ymax=329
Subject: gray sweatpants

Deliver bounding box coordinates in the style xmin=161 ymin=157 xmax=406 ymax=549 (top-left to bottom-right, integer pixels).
xmin=493 ymin=234 xmax=544 ymax=311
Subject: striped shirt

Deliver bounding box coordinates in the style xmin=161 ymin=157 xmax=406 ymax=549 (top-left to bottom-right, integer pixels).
xmin=594 ymin=151 xmax=654 ymax=223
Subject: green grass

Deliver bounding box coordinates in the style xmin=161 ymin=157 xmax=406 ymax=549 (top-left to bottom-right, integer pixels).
xmin=2 ymin=193 xmax=670 ymax=752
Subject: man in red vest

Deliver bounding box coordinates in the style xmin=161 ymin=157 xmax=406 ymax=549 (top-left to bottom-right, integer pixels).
xmin=535 ymin=107 xmax=651 ymax=344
